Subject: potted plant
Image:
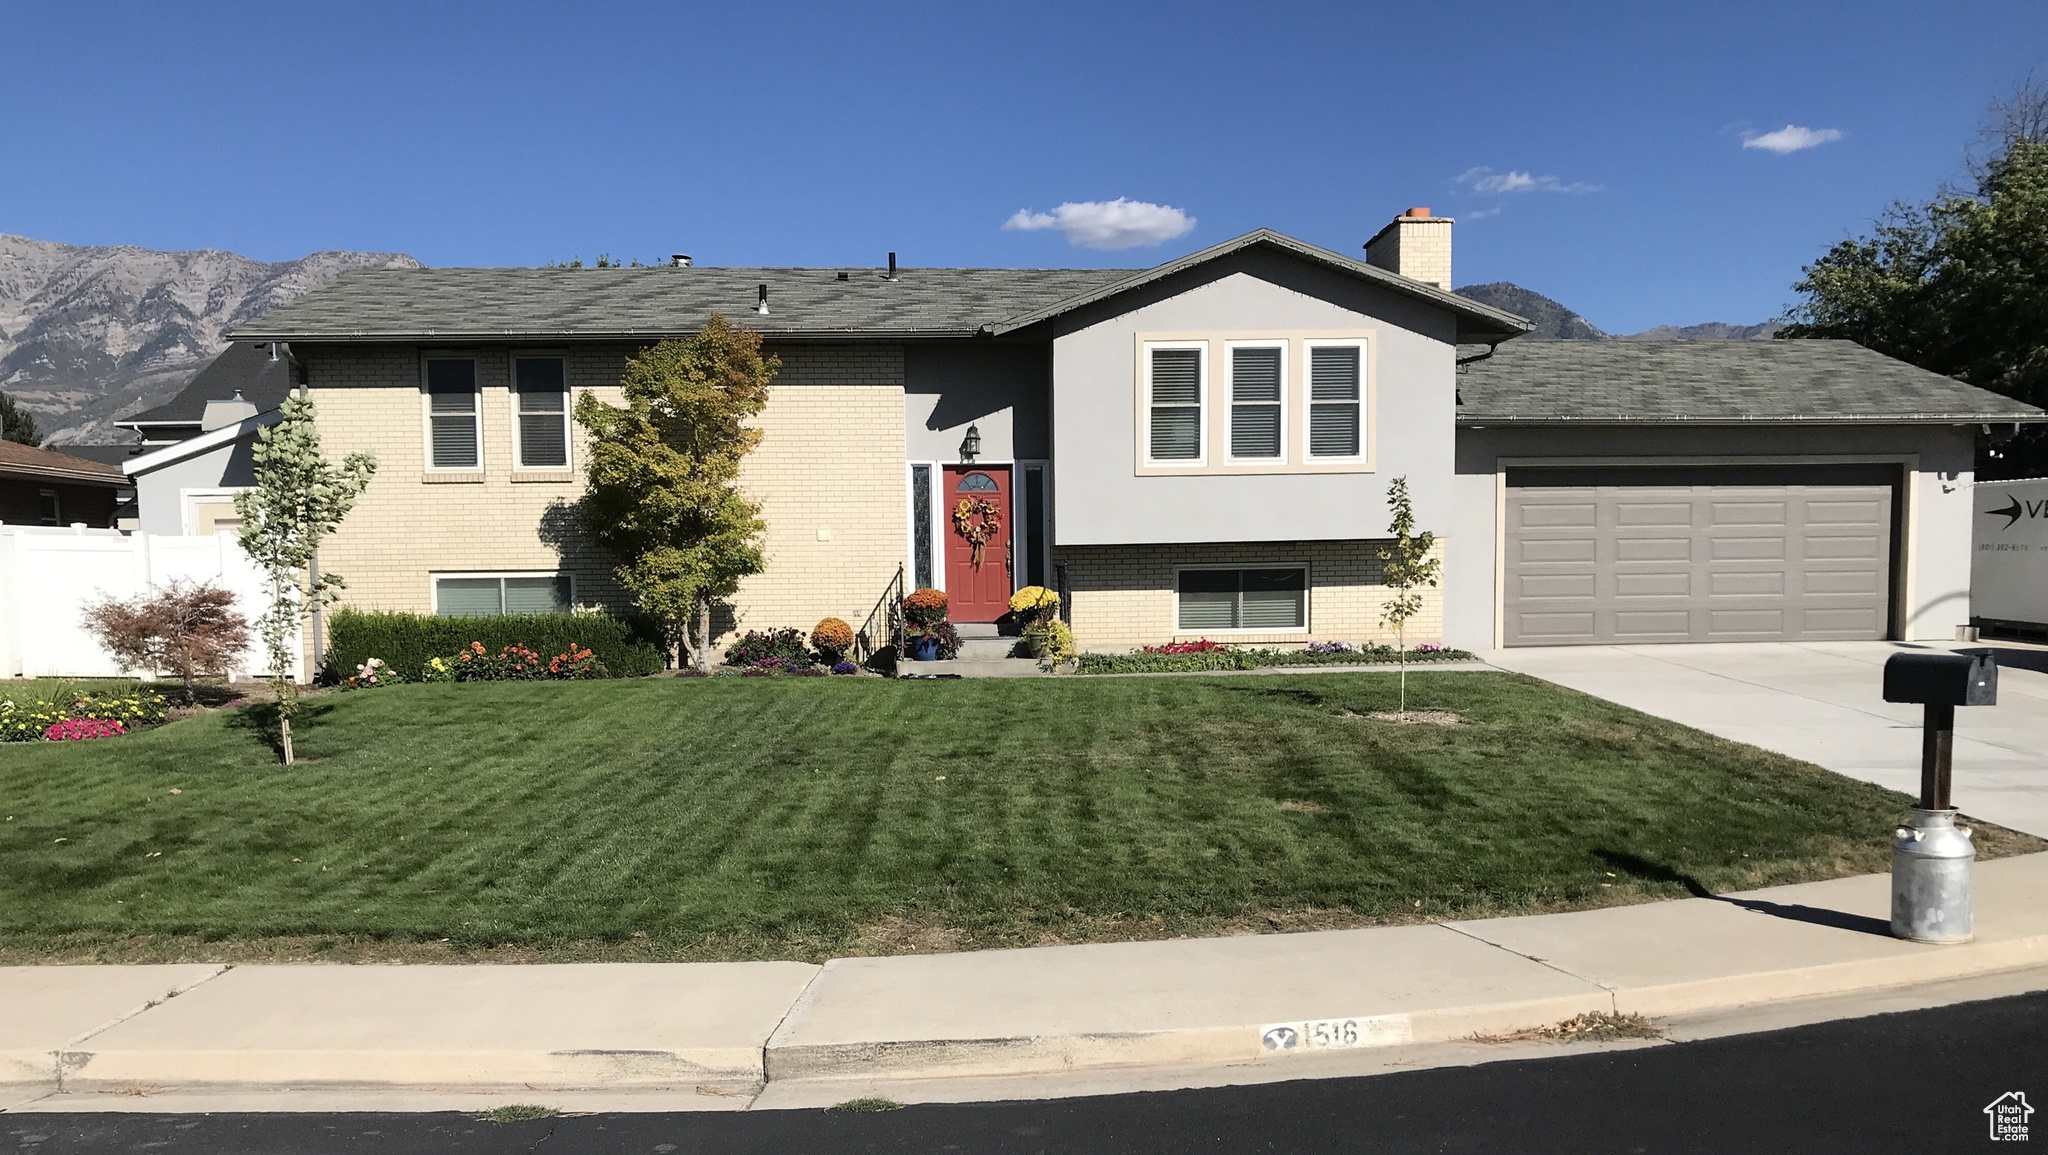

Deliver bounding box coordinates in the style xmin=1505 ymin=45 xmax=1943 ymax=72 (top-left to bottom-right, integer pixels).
xmin=902 ymin=587 xmax=952 ymax=661
xmin=811 ymin=617 xmax=854 ymax=665
xmin=1009 ymin=586 xmax=1061 ymax=657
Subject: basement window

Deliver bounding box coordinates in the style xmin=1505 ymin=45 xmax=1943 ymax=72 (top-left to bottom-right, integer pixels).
xmin=1176 ymin=567 xmax=1307 ymax=632
xmin=433 ymin=572 xmax=572 ymax=616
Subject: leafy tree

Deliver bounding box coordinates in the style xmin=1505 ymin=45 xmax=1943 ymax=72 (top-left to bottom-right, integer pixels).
xmin=83 ymin=580 xmax=251 ymax=703
xmin=233 ymin=395 xmax=376 ymax=763
xmin=576 ymin=315 xmax=777 ymax=671
xmin=1377 ymin=476 xmax=1440 ymax=716
xmin=1782 ymin=82 xmax=2048 ymax=479
xmin=0 ymin=392 xmax=40 ymax=446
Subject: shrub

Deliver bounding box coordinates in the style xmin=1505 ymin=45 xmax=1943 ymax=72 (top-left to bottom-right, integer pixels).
xmin=1026 ymin=618 xmax=1075 ymax=669
xmin=811 ymin=617 xmax=854 ymax=660
xmin=902 ymin=587 xmax=948 ymax=630
xmin=82 ymin=580 xmax=251 ymax=702
xmin=723 ymin=628 xmax=812 ymax=668
xmin=454 ymin=641 xmax=547 ymax=682
xmin=548 ymin=644 xmax=606 ymax=679
xmin=45 ymin=717 xmax=126 ymax=741
xmin=336 ymin=657 xmax=405 ymax=690
xmin=1073 ymin=645 xmax=1475 ymax=675
xmin=325 ymin=609 xmax=662 ymax=681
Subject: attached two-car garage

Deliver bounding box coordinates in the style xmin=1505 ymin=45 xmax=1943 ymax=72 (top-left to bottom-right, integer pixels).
xmin=1502 ymin=465 xmax=1897 ymax=646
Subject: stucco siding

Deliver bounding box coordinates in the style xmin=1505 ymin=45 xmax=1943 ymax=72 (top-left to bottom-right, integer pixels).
xmin=1049 ymin=247 xmax=1459 ymax=547
xmin=1447 ymin=423 xmax=1979 ymax=648
xmin=904 ymin=342 xmax=1050 ymax=463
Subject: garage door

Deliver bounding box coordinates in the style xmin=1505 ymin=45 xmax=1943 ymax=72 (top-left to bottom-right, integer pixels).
xmin=1504 ymin=465 xmax=1896 ymax=646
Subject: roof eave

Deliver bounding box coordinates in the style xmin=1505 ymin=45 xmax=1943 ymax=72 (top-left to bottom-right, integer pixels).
xmin=226 ymin=326 xmax=991 ymax=344
xmin=1457 ymin=413 xmax=2048 ymax=426
xmin=986 ymin=229 xmax=1536 ymax=340
xmin=0 ymin=463 xmax=127 ymax=485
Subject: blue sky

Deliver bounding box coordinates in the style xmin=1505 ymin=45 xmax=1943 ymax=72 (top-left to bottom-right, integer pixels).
xmin=2 ymin=1 xmax=2042 ymax=332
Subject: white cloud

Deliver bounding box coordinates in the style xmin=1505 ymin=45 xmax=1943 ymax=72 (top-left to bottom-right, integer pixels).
xmin=1455 ymin=166 xmax=1602 ymax=195
xmin=1002 ymin=198 xmax=1196 ymax=250
xmin=1741 ymin=125 xmax=1843 ymax=154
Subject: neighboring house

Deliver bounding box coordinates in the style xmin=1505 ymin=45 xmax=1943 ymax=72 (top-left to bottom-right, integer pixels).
xmin=0 ymin=440 xmax=130 ymax=528
xmin=225 ymin=210 xmax=2045 ymax=654
xmin=117 ymin=341 xmax=299 ymax=536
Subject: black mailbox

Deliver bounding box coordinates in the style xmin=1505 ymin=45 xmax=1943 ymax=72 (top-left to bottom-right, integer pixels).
xmin=1883 ymin=651 xmax=1998 ymax=707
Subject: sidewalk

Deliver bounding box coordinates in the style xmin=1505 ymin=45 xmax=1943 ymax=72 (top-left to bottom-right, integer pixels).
xmin=6 ymin=852 xmax=2047 ymax=1112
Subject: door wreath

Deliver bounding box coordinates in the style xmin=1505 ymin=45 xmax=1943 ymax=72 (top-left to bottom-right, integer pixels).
xmin=953 ymin=497 xmax=1003 ymax=568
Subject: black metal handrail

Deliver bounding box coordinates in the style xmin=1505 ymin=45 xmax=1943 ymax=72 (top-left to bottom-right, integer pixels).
xmin=854 ymin=563 xmax=906 ymax=674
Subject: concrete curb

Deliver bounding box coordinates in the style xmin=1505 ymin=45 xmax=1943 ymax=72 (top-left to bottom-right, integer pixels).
xmin=5 ymin=855 xmax=2046 ymax=1102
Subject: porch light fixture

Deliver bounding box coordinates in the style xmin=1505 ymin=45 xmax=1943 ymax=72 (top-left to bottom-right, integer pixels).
xmin=959 ymin=424 xmax=982 ymax=463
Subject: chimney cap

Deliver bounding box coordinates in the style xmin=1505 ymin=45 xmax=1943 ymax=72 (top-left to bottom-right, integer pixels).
xmin=671 ymin=254 xmax=692 ymax=267
xmin=1403 ymin=206 xmax=1432 ymax=219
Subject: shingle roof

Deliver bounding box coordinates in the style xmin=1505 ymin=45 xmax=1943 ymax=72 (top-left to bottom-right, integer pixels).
xmin=1456 ymin=339 xmax=2048 ymax=425
xmin=232 ymin=266 xmax=1134 ymax=342
xmin=0 ymin=439 xmax=129 ymax=485
xmin=229 ymin=231 xmax=1536 ymax=345
xmin=119 ymin=341 xmax=297 ymax=430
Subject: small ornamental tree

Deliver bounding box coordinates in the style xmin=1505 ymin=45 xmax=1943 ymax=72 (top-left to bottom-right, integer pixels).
xmin=576 ymin=315 xmax=777 ymax=670
xmin=83 ymin=580 xmax=251 ymax=703
xmin=234 ymin=394 xmax=376 ymax=764
xmin=1377 ymin=476 xmax=1441 ymax=716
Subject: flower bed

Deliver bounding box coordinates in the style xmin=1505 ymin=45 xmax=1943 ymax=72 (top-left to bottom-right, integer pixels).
xmin=1 ymin=686 xmax=168 ymax=741
xmin=1075 ymin=642 xmax=1475 ymax=675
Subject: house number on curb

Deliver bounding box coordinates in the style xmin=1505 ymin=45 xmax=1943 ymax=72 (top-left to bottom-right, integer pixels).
xmin=1260 ymin=1014 xmax=1413 ymax=1052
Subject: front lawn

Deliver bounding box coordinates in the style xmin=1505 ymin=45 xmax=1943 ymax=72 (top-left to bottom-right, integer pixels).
xmin=2 ymin=673 xmax=2036 ymax=963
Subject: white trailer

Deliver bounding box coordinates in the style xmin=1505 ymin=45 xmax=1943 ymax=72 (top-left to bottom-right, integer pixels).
xmin=1972 ymin=476 xmax=2048 ymax=639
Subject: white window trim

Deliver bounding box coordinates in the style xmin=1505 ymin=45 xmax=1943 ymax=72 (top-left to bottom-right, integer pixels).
xmin=430 ymin=570 xmax=576 ymax=616
xmin=1142 ymin=340 xmax=1208 ymax=468
xmin=1172 ymin=563 xmax=1312 ymax=635
xmin=421 ymin=353 xmax=483 ymax=472
xmin=510 ymin=352 xmax=574 ymax=472
xmin=178 ymin=486 xmax=252 ymax=536
xmin=1223 ymin=339 xmax=1288 ymax=465
xmin=1302 ymin=338 xmax=1368 ymax=463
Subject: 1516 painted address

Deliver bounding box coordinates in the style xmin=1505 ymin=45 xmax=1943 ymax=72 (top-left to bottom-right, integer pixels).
xmin=1260 ymin=1014 xmax=1413 ymax=1052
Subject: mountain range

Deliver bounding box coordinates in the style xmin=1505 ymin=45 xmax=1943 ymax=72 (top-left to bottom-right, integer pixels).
xmin=1454 ymin=282 xmax=1781 ymax=342
xmin=0 ymin=235 xmax=1777 ymax=446
xmin=0 ymin=235 xmax=419 ymax=445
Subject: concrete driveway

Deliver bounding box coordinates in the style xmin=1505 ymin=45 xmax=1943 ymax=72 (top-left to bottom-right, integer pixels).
xmin=1483 ymin=642 xmax=2048 ymax=839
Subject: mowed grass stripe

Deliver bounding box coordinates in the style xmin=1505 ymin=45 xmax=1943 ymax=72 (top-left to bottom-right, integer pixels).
xmin=2 ymin=673 xmax=2038 ymax=962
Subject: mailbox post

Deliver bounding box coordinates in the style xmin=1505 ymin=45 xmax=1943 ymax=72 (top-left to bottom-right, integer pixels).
xmin=1881 ymin=651 xmax=1998 ymax=944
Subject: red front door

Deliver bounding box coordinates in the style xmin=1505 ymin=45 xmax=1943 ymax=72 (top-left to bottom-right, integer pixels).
xmin=942 ymin=465 xmax=1013 ymax=623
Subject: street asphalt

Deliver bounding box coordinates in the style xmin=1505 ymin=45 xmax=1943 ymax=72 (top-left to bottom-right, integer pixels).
xmin=8 ymin=988 xmax=2044 ymax=1153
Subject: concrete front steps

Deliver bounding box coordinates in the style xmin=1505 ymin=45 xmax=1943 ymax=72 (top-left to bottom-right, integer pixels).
xmin=899 ymin=622 xmax=1050 ymax=678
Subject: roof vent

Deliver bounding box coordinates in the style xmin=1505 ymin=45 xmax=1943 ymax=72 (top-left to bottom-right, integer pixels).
xmin=671 ymin=254 xmax=692 ymax=268
xmin=836 ymin=271 xmax=849 ymax=281
xmin=756 ymin=283 xmax=770 ymax=315
xmin=886 ymin=252 xmax=897 ymax=280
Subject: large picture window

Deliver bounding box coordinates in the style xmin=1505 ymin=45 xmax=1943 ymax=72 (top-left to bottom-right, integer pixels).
xmin=1306 ymin=341 xmax=1363 ymax=460
xmin=513 ymin=356 xmax=570 ymax=468
xmin=1145 ymin=344 xmax=1205 ymax=463
xmin=1176 ymin=567 xmax=1307 ymax=632
xmin=433 ymin=572 xmax=572 ymax=616
xmin=424 ymin=357 xmax=481 ymax=469
xmin=1227 ymin=342 xmax=1284 ymax=460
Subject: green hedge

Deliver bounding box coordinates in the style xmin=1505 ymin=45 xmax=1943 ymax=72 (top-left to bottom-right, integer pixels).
xmin=1074 ymin=646 xmax=1475 ymax=675
xmin=324 ymin=609 xmax=664 ymax=682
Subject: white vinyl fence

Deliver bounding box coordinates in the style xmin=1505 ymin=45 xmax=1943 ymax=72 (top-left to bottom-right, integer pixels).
xmin=0 ymin=526 xmax=300 ymax=681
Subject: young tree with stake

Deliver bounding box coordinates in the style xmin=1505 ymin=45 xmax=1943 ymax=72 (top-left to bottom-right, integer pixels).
xmin=233 ymin=395 xmax=375 ymax=764
xmin=1377 ymin=476 xmax=1440 ymax=716
xmin=576 ymin=316 xmax=777 ymax=670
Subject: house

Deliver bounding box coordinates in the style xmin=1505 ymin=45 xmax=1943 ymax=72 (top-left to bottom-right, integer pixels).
xmin=117 ymin=341 xmax=300 ymax=537
xmin=0 ymin=439 xmax=130 ymax=529
xmin=222 ymin=210 xmax=2045 ymax=654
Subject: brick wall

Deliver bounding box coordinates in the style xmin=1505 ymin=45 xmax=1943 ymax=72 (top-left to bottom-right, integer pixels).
xmin=1053 ymin=539 xmax=1446 ymax=651
xmin=306 ymin=341 xmax=905 ymax=651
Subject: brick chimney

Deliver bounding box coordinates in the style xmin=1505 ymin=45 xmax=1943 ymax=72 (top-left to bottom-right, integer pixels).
xmin=1364 ymin=206 xmax=1452 ymax=290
